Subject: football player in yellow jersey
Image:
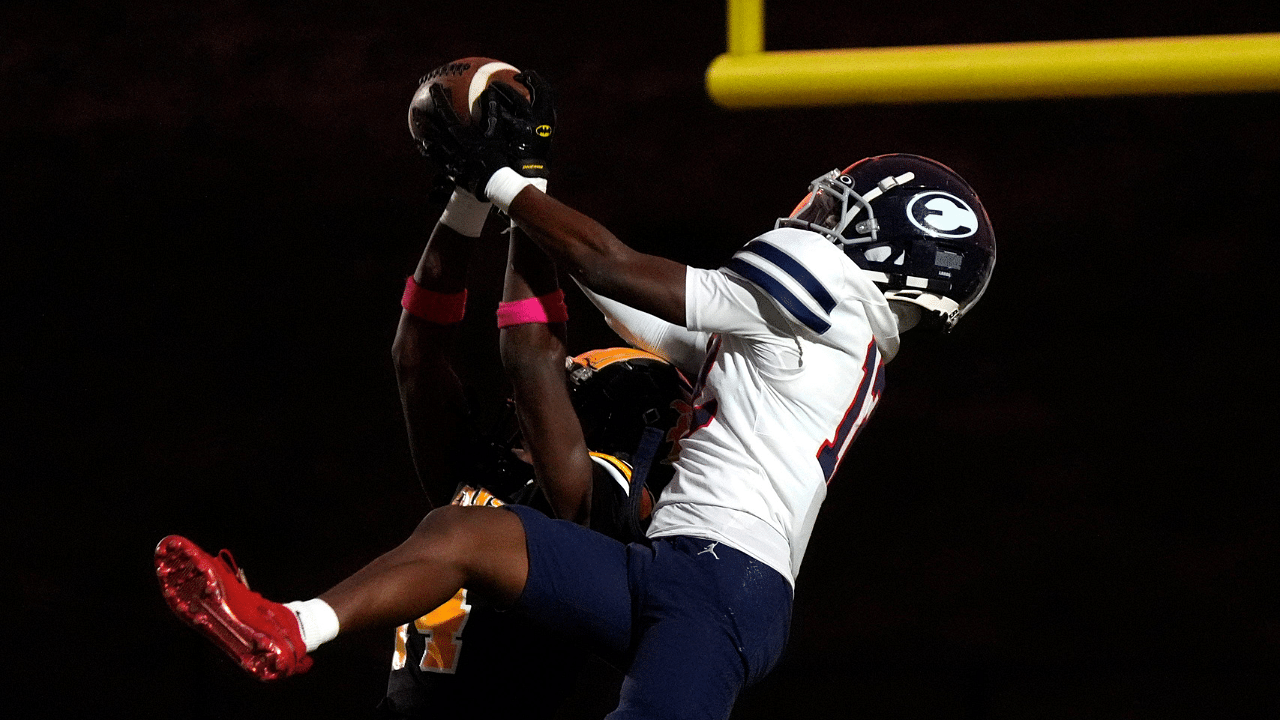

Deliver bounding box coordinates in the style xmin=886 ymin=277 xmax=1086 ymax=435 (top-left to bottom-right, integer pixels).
xmin=157 ymin=172 xmax=685 ymax=717
xmin=379 ymin=182 xmax=687 ymax=718
xmin=382 ymin=182 xmax=685 ymax=716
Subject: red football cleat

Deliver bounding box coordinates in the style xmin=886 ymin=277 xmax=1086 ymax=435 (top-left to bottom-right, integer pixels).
xmin=155 ymin=535 xmax=313 ymax=681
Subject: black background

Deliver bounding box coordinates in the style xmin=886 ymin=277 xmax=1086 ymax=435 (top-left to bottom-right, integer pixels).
xmin=6 ymin=2 xmax=1279 ymax=717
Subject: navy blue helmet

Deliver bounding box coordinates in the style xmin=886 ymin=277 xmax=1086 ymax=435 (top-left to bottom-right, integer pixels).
xmin=778 ymin=154 xmax=996 ymax=331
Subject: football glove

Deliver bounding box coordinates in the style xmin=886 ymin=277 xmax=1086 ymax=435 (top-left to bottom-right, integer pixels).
xmin=490 ymin=70 xmax=556 ymax=180
xmin=420 ymin=72 xmax=556 ymax=200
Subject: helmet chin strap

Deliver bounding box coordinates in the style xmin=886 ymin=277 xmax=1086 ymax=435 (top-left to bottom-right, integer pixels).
xmin=888 ymin=300 xmax=921 ymax=332
xmin=883 ymin=289 xmax=961 ymax=330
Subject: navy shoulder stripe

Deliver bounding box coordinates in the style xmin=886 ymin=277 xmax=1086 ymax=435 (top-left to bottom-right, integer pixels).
xmin=723 ymin=258 xmax=831 ymax=335
xmin=741 ymin=240 xmax=837 ymax=313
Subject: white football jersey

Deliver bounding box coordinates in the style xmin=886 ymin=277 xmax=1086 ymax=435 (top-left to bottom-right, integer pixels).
xmin=580 ymin=227 xmax=900 ymax=586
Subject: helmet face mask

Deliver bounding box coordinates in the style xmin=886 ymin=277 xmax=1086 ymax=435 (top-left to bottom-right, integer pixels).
xmin=777 ymin=154 xmax=996 ymax=331
xmin=786 ymin=171 xmax=864 ymax=240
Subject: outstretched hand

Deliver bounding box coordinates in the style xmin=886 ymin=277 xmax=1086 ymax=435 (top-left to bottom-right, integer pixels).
xmin=486 ymin=70 xmax=555 ymax=179
xmin=416 ymin=71 xmax=556 ymax=200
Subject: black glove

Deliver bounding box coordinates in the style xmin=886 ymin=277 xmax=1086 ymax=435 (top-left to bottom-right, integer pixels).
xmin=412 ymin=71 xmax=556 ymax=200
xmin=490 ymin=70 xmax=556 ymax=179
xmin=448 ymin=71 xmax=557 ymax=200
xmin=411 ymin=83 xmax=474 ymax=176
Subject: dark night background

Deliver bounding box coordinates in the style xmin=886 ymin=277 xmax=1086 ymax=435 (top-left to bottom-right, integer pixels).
xmin=5 ymin=1 xmax=1279 ymax=717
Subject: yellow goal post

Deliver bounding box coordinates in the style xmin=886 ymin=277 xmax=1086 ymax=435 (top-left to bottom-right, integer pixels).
xmin=706 ymin=0 xmax=1280 ymax=106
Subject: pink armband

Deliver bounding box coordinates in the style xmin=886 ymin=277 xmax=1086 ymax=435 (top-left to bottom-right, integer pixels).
xmin=402 ymin=276 xmax=466 ymax=324
xmin=496 ymin=289 xmax=569 ymax=328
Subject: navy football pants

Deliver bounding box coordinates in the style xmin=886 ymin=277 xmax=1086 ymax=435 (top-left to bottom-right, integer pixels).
xmin=506 ymin=504 xmax=793 ymax=720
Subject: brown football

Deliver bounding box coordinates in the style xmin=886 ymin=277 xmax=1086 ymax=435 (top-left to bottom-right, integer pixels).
xmin=408 ymin=57 xmax=529 ymax=140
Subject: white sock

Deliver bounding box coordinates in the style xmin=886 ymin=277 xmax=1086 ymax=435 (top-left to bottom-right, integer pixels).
xmin=284 ymin=598 xmax=340 ymax=653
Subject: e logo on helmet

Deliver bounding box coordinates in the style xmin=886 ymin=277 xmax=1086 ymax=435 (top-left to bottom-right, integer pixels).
xmin=906 ymin=192 xmax=978 ymax=238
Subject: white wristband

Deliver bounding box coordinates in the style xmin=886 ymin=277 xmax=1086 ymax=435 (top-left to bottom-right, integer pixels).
xmin=485 ymin=167 xmax=548 ymax=214
xmin=439 ymin=189 xmax=492 ymax=237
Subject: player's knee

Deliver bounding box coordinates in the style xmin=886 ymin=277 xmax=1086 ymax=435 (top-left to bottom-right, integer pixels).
xmin=407 ymin=505 xmax=527 ymax=605
xmin=410 ymin=505 xmax=470 ymax=551
xmin=407 ymin=505 xmax=499 ymax=566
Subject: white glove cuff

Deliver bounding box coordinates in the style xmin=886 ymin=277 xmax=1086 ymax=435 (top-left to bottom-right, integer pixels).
xmin=439 ymin=189 xmax=492 ymax=237
xmin=485 ymin=168 xmax=548 ymax=214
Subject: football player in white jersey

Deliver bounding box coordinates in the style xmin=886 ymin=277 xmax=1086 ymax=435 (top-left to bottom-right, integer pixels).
xmin=563 ymin=153 xmax=996 ymax=586
xmin=152 ymin=71 xmax=995 ymax=720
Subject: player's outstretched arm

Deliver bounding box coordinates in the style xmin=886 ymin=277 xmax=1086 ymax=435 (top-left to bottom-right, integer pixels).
xmin=498 ymin=181 xmax=687 ymax=327
xmin=498 ymin=227 xmax=593 ymax=525
xmin=430 ymin=71 xmax=688 ymax=327
xmin=392 ymin=190 xmax=489 ymax=509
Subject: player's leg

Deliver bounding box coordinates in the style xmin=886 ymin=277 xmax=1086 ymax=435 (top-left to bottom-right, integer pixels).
xmin=156 ymin=503 xmax=530 ymax=681
xmin=319 ymin=504 xmax=529 ymax=633
xmin=611 ymin=604 xmax=743 ymax=720
xmin=606 ymin=537 xmax=793 ymax=720
xmin=313 ymin=502 xmax=638 ymax=662
xmin=502 ymin=504 xmax=635 ymax=655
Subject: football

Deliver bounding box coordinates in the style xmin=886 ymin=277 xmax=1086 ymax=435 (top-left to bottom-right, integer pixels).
xmin=408 ymin=57 xmax=530 ymax=141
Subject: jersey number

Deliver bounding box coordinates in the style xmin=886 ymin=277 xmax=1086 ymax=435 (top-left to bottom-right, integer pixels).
xmin=816 ymin=342 xmax=885 ymax=483
xmin=390 ymin=484 xmax=499 ymax=674
xmin=392 ymin=589 xmax=472 ymax=674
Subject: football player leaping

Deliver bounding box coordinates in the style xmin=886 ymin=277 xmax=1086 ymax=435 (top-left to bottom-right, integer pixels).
xmin=156 ymin=68 xmax=994 ymax=720
xmin=157 ymin=72 xmax=685 ymax=717
xmin=379 ymin=175 xmax=685 ymax=715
